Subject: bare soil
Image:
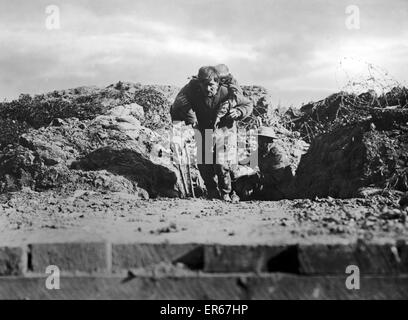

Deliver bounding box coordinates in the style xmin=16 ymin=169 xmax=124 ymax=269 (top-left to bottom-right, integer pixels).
xmin=1 ymin=189 xmax=407 ymax=246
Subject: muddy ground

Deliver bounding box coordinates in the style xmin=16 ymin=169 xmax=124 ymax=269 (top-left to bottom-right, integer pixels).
xmin=1 ymin=189 xmax=407 ymax=246
xmin=1 ymin=83 xmax=407 ymax=247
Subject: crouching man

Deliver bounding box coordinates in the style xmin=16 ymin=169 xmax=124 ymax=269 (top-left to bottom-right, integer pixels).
xmin=170 ymin=66 xmax=253 ymax=201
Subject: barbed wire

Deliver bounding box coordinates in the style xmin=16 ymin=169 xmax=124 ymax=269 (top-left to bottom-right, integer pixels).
xmin=335 ymin=57 xmax=405 ymax=96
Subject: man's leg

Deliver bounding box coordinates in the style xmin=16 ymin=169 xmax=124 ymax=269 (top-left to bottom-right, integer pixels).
xmin=214 ymin=163 xmax=232 ymax=198
xmin=197 ymin=129 xmax=219 ymax=199
xmin=198 ymin=164 xmax=219 ymax=199
xmin=213 ymin=124 xmax=238 ymax=200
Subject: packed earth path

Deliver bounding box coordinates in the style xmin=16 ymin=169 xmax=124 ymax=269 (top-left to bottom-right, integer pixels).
xmin=1 ymin=189 xmax=407 ymax=245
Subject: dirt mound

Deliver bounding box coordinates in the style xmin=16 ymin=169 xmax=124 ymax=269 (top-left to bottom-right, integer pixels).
xmin=295 ymin=109 xmax=408 ymax=198
xmin=0 ymin=82 xmax=270 ymax=148
xmin=0 ymin=119 xmax=31 ymax=149
xmin=0 ymin=105 xmax=184 ymax=198
xmin=281 ymin=86 xmax=408 ymax=199
xmin=0 ymin=82 xmax=272 ymax=145
xmin=284 ymin=87 xmax=408 ymax=143
xmin=3 ymin=81 xmax=406 ymax=201
xmin=242 ymin=85 xmax=269 ymax=111
xmin=0 ymin=92 xmax=110 ymax=129
xmin=0 ymin=82 xmax=179 ymax=142
xmin=233 ymin=85 xmax=408 ymax=200
xmin=0 ymin=81 xmax=284 ymax=200
xmin=133 ymin=88 xmax=172 ymax=130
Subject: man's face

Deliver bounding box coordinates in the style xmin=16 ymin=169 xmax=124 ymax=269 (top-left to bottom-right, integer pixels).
xmin=199 ymin=79 xmax=219 ymax=97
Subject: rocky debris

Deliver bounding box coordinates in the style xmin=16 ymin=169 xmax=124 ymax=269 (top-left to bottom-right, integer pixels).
xmin=0 ymin=106 xmax=184 ymax=198
xmin=0 ymin=119 xmax=31 ymax=149
xmin=284 ymin=87 xmax=408 ymax=144
xmin=284 ymin=92 xmax=371 ymax=143
xmin=281 ymin=86 xmax=408 ymax=199
xmin=106 ymin=103 xmax=145 ymax=122
xmin=378 ymin=86 xmax=408 ymax=108
xmin=289 ymin=193 xmax=407 ymax=235
xmin=0 ymin=92 xmax=109 ymax=129
xmin=294 ymin=107 xmax=408 ymax=198
xmin=0 ymin=82 xmax=281 ymax=199
xmin=233 ymin=86 xmax=408 ymax=201
xmin=143 ymin=84 xmax=180 ymax=106
xmin=133 ymin=88 xmax=172 ymax=130
xmin=0 ymin=82 xmax=179 ymax=140
xmin=1 ymin=189 xmax=407 ymax=238
xmin=370 ymin=107 xmax=408 ymax=130
xmin=0 ymin=145 xmax=39 ymax=192
xmin=1 ymin=81 xmax=407 ymax=203
xmin=0 ymin=82 xmax=273 ymax=150
xmin=150 ymin=222 xmax=181 ymax=235
xmin=242 ymin=85 xmax=269 ymax=109
xmin=72 ymin=147 xmax=179 ymax=198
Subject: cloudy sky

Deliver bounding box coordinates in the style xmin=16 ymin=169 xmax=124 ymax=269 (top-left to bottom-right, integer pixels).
xmin=0 ymin=0 xmax=407 ymax=106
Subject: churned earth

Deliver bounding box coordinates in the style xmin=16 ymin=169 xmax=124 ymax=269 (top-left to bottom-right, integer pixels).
xmin=1 ymin=82 xmax=407 ymax=248
xmin=1 ymin=189 xmax=407 ymax=246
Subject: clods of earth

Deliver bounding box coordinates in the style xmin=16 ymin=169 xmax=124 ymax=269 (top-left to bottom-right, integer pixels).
xmin=1 ymin=82 xmax=408 ymax=244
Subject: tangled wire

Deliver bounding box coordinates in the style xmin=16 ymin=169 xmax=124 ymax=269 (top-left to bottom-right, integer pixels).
xmin=281 ymin=58 xmax=408 ymax=143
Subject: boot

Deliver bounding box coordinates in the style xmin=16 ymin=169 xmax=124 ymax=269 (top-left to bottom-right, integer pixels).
xmin=231 ymin=191 xmax=240 ymax=204
xmin=222 ymin=193 xmax=232 ymax=202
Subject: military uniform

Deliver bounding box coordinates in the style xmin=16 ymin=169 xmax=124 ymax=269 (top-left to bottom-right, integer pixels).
xmin=171 ymin=79 xmax=253 ymax=198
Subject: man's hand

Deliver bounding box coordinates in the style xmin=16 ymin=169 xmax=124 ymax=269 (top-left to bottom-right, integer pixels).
xmin=213 ymin=118 xmax=221 ymax=130
xmin=190 ymin=121 xmax=199 ymax=129
xmin=227 ymin=108 xmax=242 ymax=120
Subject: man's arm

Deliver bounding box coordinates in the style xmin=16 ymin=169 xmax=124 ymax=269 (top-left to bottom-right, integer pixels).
xmin=221 ymin=75 xmax=251 ymax=120
xmin=170 ymin=84 xmax=197 ymax=125
xmin=228 ymin=76 xmax=244 ymax=96
xmin=233 ymin=92 xmax=253 ymax=120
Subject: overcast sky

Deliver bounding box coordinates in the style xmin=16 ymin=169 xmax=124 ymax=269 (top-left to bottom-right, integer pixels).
xmin=0 ymin=0 xmax=407 ymax=106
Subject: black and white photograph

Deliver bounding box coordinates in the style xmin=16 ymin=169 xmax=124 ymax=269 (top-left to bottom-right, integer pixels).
xmin=0 ymin=0 xmax=407 ymax=305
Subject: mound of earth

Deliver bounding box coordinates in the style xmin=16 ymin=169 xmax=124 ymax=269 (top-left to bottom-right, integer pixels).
xmin=0 ymin=81 xmax=280 ymax=200
xmin=0 ymin=104 xmax=184 ymax=198
xmin=0 ymin=82 xmax=180 ymax=146
xmin=284 ymin=87 xmax=408 ymax=143
xmin=3 ymin=80 xmax=406 ymax=202
xmin=277 ymin=86 xmax=408 ymax=199
xmin=295 ymin=108 xmax=408 ymax=198
xmin=0 ymin=119 xmax=30 ymax=150
xmin=0 ymin=82 xmax=272 ymax=149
